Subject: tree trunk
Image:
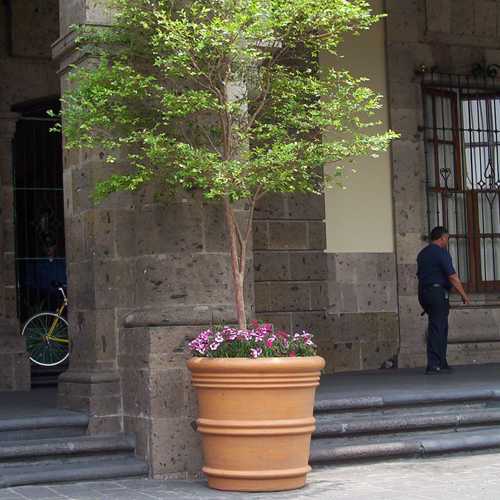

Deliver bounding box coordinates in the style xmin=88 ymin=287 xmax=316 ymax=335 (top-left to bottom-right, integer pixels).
xmin=224 ymin=197 xmax=247 ymax=330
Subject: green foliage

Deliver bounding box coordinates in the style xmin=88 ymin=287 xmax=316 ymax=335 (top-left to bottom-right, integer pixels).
xmin=59 ymin=0 xmax=397 ymax=203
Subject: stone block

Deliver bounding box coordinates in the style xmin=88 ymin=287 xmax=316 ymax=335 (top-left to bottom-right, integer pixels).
xmin=326 ymin=280 xmax=340 ymax=314
xmin=267 ymin=282 xmax=311 ymax=312
xmin=94 ymin=259 xmax=135 ymax=309
xmin=149 ymin=417 xmax=202 ymax=478
xmin=337 ymin=283 xmax=359 ymax=313
xmin=254 ymin=252 xmax=290 ymax=281
xmin=149 ymin=368 xmax=191 ymax=419
xmin=268 ymin=221 xmax=308 ymax=250
xmin=397 ymin=263 xmax=418 ymax=296
xmin=396 ymin=232 xmax=426 ymax=265
xmin=332 ymin=342 xmax=361 ymax=372
xmin=386 ymin=0 xmax=421 ymax=43
xmin=134 ymin=254 xmax=233 ymax=308
xmin=122 ymin=368 xmax=151 ymax=417
xmin=0 ymin=355 xmax=13 ymax=391
xmin=135 ymin=203 xmax=204 ymax=255
xmin=376 ymin=313 xmax=400 ymax=343
xmin=67 ymin=263 xmax=96 ymax=310
xmin=254 ymin=282 xmax=269 ymax=313
xmin=449 ymin=45 xmax=486 ymax=76
xmin=114 ymin=210 xmax=136 ymax=258
xmin=71 ymin=166 xmax=93 ymax=214
xmin=148 ymin=326 xmax=198 ymax=369
xmin=87 ymin=416 xmax=122 ymax=434
xmin=60 ymin=0 xmax=85 ymax=35
xmin=475 ymin=0 xmax=497 ymax=38
xmin=286 ymin=193 xmax=325 ymax=220
xmin=356 ymin=281 xmax=398 ymax=313
xmin=451 ymin=0 xmax=474 ymax=36
xmin=330 ymin=313 xmax=378 ymax=343
xmin=388 ymin=81 xmax=422 ymax=111
xmin=389 ymin=107 xmax=423 ymax=143
xmin=3 ymin=286 xmax=17 ymax=320
xmin=124 ymin=416 xmax=150 ymax=462
xmin=256 ymin=312 xmax=292 ymax=333
xmin=387 ymin=42 xmax=433 ymax=84
xmin=308 ymin=221 xmax=327 ymax=250
xmin=449 ymin=308 xmax=500 ymax=343
xmin=12 ymin=353 xmax=30 ymax=390
xmin=376 ymin=254 xmax=397 ymax=281
xmin=202 ymin=202 xmax=227 ymax=252
xmin=292 ymin=311 xmax=329 ymax=336
xmin=252 ymin=221 xmax=269 ymax=250
xmin=425 ymin=0 xmax=451 ymax=34
xmin=254 ymin=194 xmax=286 ymax=220
xmin=289 ymin=252 xmax=327 ymax=280
xmin=85 ymin=209 xmax=115 ymax=259
xmin=394 ymin=198 xmax=427 ymax=235
xmin=361 ymin=341 xmax=398 ymax=370
xmin=310 ymin=282 xmax=328 ymax=310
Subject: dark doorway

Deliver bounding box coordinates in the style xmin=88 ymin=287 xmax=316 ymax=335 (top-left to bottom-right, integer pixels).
xmin=12 ymin=98 xmax=67 ymax=385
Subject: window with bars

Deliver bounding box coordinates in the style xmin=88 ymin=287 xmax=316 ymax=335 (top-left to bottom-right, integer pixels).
xmin=423 ymin=76 xmax=500 ymax=291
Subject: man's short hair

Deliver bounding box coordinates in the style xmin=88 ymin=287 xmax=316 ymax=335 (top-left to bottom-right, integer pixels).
xmin=430 ymin=226 xmax=449 ymax=241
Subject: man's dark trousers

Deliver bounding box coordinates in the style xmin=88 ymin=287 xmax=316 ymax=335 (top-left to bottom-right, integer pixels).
xmin=420 ymin=286 xmax=450 ymax=369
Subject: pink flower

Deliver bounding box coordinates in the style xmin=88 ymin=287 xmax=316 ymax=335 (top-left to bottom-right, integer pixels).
xmin=265 ymin=338 xmax=274 ymax=348
xmin=289 ymin=352 xmax=297 ymax=357
xmin=209 ymin=342 xmax=220 ymax=351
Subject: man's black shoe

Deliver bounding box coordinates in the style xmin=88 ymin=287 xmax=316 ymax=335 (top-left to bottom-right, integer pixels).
xmin=440 ymin=364 xmax=453 ymax=373
xmin=425 ymin=366 xmax=441 ymax=375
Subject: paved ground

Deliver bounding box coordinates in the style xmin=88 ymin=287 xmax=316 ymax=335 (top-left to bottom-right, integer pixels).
xmin=3 ymin=451 xmax=500 ymax=500
xmin=316 ymin=363 xmax=500 ymax=400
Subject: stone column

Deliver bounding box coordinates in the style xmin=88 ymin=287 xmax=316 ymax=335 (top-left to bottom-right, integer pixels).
xmin=54 ymin=0 xmax=122 ymax=432
xmin=0 ymin=112 xmax=30 ymax=391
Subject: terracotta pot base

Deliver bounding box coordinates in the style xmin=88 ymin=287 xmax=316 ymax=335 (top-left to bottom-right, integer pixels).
xmin=188 ymin=356 xmax=325 ymax=492
xmin=206 ymin=471 xmax=308 ymax=492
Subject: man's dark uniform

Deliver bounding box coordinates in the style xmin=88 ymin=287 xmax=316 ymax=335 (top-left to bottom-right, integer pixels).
xmin=417 ymin=244 xmax=455 ymax=370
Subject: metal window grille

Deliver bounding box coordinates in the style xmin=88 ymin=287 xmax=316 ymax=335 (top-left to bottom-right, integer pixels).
xmin=13 ymin=102 xmax=66 ymax=321
xmin=422 ymin=72 xmax=500 ymax=291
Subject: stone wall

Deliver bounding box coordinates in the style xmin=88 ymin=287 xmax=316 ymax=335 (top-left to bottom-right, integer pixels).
xmin=325 ymin=253 xmax=399 ymax=372
xmin=0 ymin=0 xmax=60 ymax=390
xmin=253 ymin=193 xmax=330 ymax=363
xmin=55 ymin=0 xmax=254 ymax=477
xmin=386 ymin=0 xmax=500 ymax=367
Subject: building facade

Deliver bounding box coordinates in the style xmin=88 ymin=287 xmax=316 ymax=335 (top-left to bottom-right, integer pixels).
xmin=2 ymin=0 xmax=500 ymax=478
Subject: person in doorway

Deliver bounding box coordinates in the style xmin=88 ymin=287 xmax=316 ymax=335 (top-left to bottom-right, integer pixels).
xmin=417 ymin=226 xmax=470 ymax=374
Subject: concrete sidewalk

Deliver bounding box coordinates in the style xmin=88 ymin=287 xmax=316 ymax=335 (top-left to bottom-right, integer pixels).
xmin=3 ymin=451 xmax=500 ymax=500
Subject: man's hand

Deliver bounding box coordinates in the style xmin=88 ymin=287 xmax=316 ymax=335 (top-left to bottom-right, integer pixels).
xmin=449 ymin=273 xmax=470 ymax=305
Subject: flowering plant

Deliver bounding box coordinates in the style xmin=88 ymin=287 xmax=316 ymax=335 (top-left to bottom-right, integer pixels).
xmin=188 ymin=321 xmax=317 ymax=358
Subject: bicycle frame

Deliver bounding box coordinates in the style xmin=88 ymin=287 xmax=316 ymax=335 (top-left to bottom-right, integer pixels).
xmin=46 ymin=287 xmax=69 ymax=344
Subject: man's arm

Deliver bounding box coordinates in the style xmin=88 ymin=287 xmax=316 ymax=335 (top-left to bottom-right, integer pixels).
xmin=448 ymin=273 xmax=471 ymax=305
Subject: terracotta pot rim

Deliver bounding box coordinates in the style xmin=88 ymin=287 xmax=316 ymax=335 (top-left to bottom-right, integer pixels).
xmin=187 ymin=355 xmax=325 ymax=373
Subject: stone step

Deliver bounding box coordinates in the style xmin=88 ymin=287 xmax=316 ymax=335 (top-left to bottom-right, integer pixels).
xmin=315 ymin=388 xmax=500 ymax=414
xmin=0 ymin=434 xmax=135 ymax=466
xmin=314 ymin=407 xmax=500 ymax=438
xmin=0 ymin=457 xmax=148 ymax=488
xmin=0 ymin=413 xmax=89 ymax=442
xmin=310 ymin=427 xmax=500 ymax=465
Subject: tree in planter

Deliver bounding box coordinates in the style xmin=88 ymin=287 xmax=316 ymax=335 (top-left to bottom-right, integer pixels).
xmin=57 ymin=0 xmax=397 ymax=330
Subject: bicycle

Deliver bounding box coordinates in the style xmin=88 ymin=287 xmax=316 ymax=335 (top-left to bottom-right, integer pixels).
xmin=21 ymin=287 xmax=69 ymax=367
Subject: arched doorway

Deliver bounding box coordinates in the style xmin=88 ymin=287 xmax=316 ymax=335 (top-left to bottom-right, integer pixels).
xmin=12 ymin=97 xmax=67 ymax=386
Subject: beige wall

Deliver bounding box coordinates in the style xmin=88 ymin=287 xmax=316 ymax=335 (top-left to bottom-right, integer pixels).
xmin=322 ymin=0 xmax=394 ymax=253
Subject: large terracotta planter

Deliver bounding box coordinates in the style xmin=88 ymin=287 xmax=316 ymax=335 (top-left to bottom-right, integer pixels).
xmin=187 ymin=356 xmax=325 ymax=492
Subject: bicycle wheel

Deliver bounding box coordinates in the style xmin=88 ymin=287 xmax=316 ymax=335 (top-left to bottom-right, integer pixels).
xmin=21 ymin=312 xmax=69 ymax=367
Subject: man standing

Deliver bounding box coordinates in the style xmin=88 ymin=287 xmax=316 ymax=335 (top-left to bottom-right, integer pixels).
xmin=417 ymin=226 xmax=470 ymax=374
